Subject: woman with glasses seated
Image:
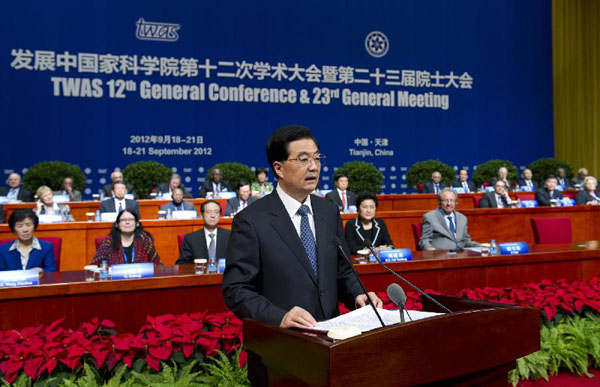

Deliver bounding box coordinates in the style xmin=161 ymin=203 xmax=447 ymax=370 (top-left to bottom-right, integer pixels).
xmin=92 ymin=209 xmax=161 ymax=265
xmin=0 ymin=209 xmax=56 ymax=272
xmin=344 ymin=192 xmax=394 ymax=254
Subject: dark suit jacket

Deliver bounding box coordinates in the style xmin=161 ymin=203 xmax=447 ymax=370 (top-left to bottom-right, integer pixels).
xmin=325 ymin=190 xmax=357 ymax=210
xmin=160 ymin=201 xmax=197 ymax=215
xmin=557 ymin=177 xmax=572 ymax=189
xmin=198 ymin=180 xmax=232 ymax=198
xmin=518 ymin=179 xmax=538 ymax=190
xmin=102 ymin=183 xmax=136 ymax=199
xmin=222 ymin=190 xmax=363 ymax=326
xmin=572 ymin=177 xmax=585 ymax=187
xmin=0 ymin=205 xmax=4 ymax=223
xmin=535 ymin=188 xmax=564 ymax=206
xmin=98 ymin=198 xmax=140 ymax=216
xmin=344 ymin=217 xmax=394 ymax=254
xmin=157 ymin=183 xmax=193 ymax=198
xmin=0 ymin=239 xmax=56 ymax=272
xmin=479 ymin=191 xmax=511 ymax=208
xmin=452 ymin=180 xmax=476 ymax=193
xmin=576 ymin=190 xmax=600 ymax=205
xmin=176 ymin=227 xmax=231 ymax=264
xmin=224 ymin=196 xmax=257 ymax=216
xmin=422 ymin=182 xmax=445 ymax=194
xmin=0 ymin=186 xmax=33 ymax=202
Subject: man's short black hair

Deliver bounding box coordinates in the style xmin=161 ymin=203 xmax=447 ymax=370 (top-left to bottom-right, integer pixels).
xmin=544 ymin=174 xmax=558 ymax=181
xmin=201 ymin=200 xmax=221 ymax=214
xmin=8 ymin=209 xmax=38 ymax=233
xmin=266 ymin=125 xmax=319 ymax=177
xmin=334 ymin=173 xmax=348 ymax=182
xmin=356 ymin=192 xmax=379 ymax=208
xmin=255 ymin=168 xmax=268 ymax=177
xmin=236 ymin=181 xmax=250 ymax=190
xmin=112 ymin=181 xmax=126 ymax=191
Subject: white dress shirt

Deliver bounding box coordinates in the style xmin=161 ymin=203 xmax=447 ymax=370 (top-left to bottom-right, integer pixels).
xmin=204 ymin=228 xmax=218 ymax=252
xmin=276 ymin=185 xmax=316 ymax=239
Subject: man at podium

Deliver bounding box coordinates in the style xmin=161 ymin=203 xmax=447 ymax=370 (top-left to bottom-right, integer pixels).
xmin=222 ymin=125 xmax=381 ymax=385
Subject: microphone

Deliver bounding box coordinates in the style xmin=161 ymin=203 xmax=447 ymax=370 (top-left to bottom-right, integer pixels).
xmin=387 ymin=283 xmax=410 ymax=323
xmin=332 ymin=237 xmax=385 ymax=328
xmin=364 ymin=238 xmax=452 ymax=314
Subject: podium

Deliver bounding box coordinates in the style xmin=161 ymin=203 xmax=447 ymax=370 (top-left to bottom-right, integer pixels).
xmin=243 ymin=295 xmax=540 ymax=386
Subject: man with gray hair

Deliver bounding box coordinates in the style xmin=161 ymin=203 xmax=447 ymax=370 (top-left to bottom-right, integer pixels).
xmin=572 ymin=168 xmax=589 ymax=188
xmin=422 ymin=171 xmax=445 ymax=194
xmin=419 ymin=188 xmax=480 ymax=250
xmin=157 ymin=173 xmax=192 ymax=198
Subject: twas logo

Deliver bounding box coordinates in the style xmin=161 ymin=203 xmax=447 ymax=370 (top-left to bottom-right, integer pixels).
xmin=365 ymin=31 xmax=389 ymax=58
xmin=136 ymin=18 xmax=180 ymax=42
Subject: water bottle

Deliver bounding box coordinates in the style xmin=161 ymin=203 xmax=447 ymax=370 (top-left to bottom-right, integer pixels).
xmin=517 ymin=198 xmax=521 ymax=208
xmin=99 ymin=260 xmax=109 ymax=280
xmin=99 ymin=190 xmax=105 ymax=202
xmin=166 ymin=207 xmax=173 ymax=219
xmin=208 ymin=256 xmax=217 ymax=273
xmin=490 ymin=240 xmax=497 ymax=256
xmin=95 ymin=210 xmax=100 ymax=222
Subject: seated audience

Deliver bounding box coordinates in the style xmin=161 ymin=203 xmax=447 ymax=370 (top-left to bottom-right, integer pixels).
xmin=92 ymin=210 xmax=161 ymax=265
xmin=35 ymin=186 xmax=74 ymax=221
xmin=535 ymin=175 xmax=564 ymax=206
xmin=0 ymin=173 xmax=33 ymax=202
xmin=157 ymin=173 xmax=192 ymax=198
xmin=225 ymin=181 xmax=257 ymax=216
xmin=326 ymin=173 xmax=356 ymax=211
xmin=422 ymin=171 xmax=445 ymax=194
xmin=198 ymin=168 xmax=232 ymax=198
xmin=452 ymin=169 xmax=476 ymax=193
xmin=99 ymin=182 xmax=139 ymax=216
xmin=0 ymin=209 xmax=56 ymax=272
xmin=176 ymin=200 xmax=230 ymax=264
xmin=490 ymin=167 xmax=512 ymax=191
xmin=572 ymin=168 xmax=589 ymax=188
xmin=160 ymin=187 xmax=197 ymax=215
xmin=575 ymin=176 xmax=600 ymax=205
xmin=419 ymin=188 xmax=479 ymax=251
xmin=479 ymin=181 xmax=513 ymax=208
xmin=556 ymin=167 xmax=572 ymax=188
xmin=518 ymin=168 xmax=537 ymax=189
xmin=344 ymin=192 xmax=394 ymax=254
xmin=102 ymin=171 xmax=136 ymax=198
xmin=53 ymin=177 xmax=82 ymax=201
xmin=251 ymin=168 xmax=274 ymax=197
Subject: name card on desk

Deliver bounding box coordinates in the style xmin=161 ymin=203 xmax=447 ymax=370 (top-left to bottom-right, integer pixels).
xmin=498 ymin=242 xmax=529 ymax=255
xmin=214 ymin=191 xmax=236 ymax=199
xmin=110 ymin=263 xmax=155 ymax=280
xmin=484 ymin=186 xmax=495 ymax=192
xmin=171 ymin=210 xmax=197 ymax=220
xmin=38 ymin=214 xmax=63 ymax=224
xmin=453 ymin=187 xmax=466 ymax=194
xmin=560 ymin=198 xmax=576 ymax=207
xmin=519 ymin=186 xmax=535 ymax=192
xmin=53 ymin=194 xmax=70 ymax=203
xmin=379 ymin=249 xmax=412 ymax=262
xmin=0 ymin=269 xmax=39 ymax=287
xmin=519 ymin=200 xmax=539 ymax=208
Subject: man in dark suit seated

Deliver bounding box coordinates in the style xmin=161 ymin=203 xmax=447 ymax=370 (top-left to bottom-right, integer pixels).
xmin=572 ymin=168 xmax=589 ymax=189
xmin=53 ymin=177 xmax=82 ymax=201
xmin=198 ymin=168 xmax=232 ymax=198
xmin=99 ymin=182 xmax=139 ymax=216
xmin=422 ymin=171 xmax=445 ymax=194
xmin=556 ymin=168 xmax=572 ymax=189
xmin=176 ymin=200 xmax=230 ymax=264
xmin=160 ymin=187 xmax=197 ymax=216
xmin=479 ymin=181 xmax=513 ymax=208
xmin=535 ymin=175 xmax=564 ymax=206
xmin=224 ymin=181 xmax=257 ymax=216
xmin=0 ymin=173 xmax=33 ymax=202
xmin=157 ymin=173 xmax=192 ymax=198
xmin=102 ymin=171 xmax=136 ymax=199
xmin=490 ymin=167 xmax=513 ymax=191
xmin=419 ymin=188 xmax=480 ymax=251
xmin=452 ymin=169 xmax=476 ymax=193
xmin=222 ymin=125 xmax=381 ymax=386
xmin=325 ymin=173 xmax=356 ymax=211
xmin=518 ymin=168 xmax=537 ymax=190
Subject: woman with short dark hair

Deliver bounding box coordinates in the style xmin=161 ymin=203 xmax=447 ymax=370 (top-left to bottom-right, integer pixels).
xmin=251 ymin=168 xmax=274 ymax=197
xmin=92 ymin=209 xmax=161 ymax=265
xmin=0 ymin=209 xmax=56 ymax=272
xmin=344 ymin=192 xmax=394 ymax=254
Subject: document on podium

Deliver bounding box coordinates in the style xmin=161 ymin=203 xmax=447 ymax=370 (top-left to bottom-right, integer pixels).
xmin=313 ymin=306 xmax=443 ymax=333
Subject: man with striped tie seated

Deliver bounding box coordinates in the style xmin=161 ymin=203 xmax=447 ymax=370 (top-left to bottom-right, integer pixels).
xmin=419 ymin=188 xmax=480 ymax=251
xmin=98 ymin=182 xmax=139 ymax=217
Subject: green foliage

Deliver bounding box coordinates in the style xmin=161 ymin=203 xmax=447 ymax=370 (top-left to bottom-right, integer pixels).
xmin=22 ymin=161 xmax=86 ymax=192
xmin=61 ymin=363 xmax=134 ymax=387
xmin=471 ymin=159 xmax=518 ymax=187
xmin=333 ymin=161 xmax=384 ymax=194
xmin=528 ymin=158 xmax=574 ymax=185
xmin=209 ymin=162 xmax=255 ymax=190
xmin=406 ymin=160 xmax=455 ymax=190
xmin=197 ymin=350 xmax=250 ymax=387
xmin=130 ymin=360 xmax=203 ymax=386
xmin=122 ymin=161 xmax=172 ymax=199
xmin=509 ymin=313 xmax=600 ymax=386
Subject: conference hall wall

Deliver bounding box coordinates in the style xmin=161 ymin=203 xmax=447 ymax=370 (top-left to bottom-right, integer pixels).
xmin=1 ymin=1 xmax=553 ymax=196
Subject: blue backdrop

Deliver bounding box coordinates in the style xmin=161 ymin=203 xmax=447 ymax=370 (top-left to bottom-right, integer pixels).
xmin=1 ymin=0 xmax=553 ymax=196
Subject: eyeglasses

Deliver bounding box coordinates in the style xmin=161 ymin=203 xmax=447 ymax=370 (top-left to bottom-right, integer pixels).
xmin=285 ymin=153 xmax=326 ymax=167
xmin=119 ymin=218 xmax=136 ymax=223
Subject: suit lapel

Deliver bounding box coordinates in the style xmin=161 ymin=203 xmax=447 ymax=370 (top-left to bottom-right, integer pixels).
xmin=435 ymin=210 xmax=454 ymax=239
xmin=490 ymin=193 xmax=498 ymax=208
xmin=197 ymin=229 xmax=209 ymax=258
xmin=372 ymin=219 xmax=382 ymax=245
xmin=312 ymin=198 xmax=330 ymax=289
xmin=455 ymin=213 xmax=465 ymax=240
xmin=269 ymin=192 xmax=318 ymax=287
